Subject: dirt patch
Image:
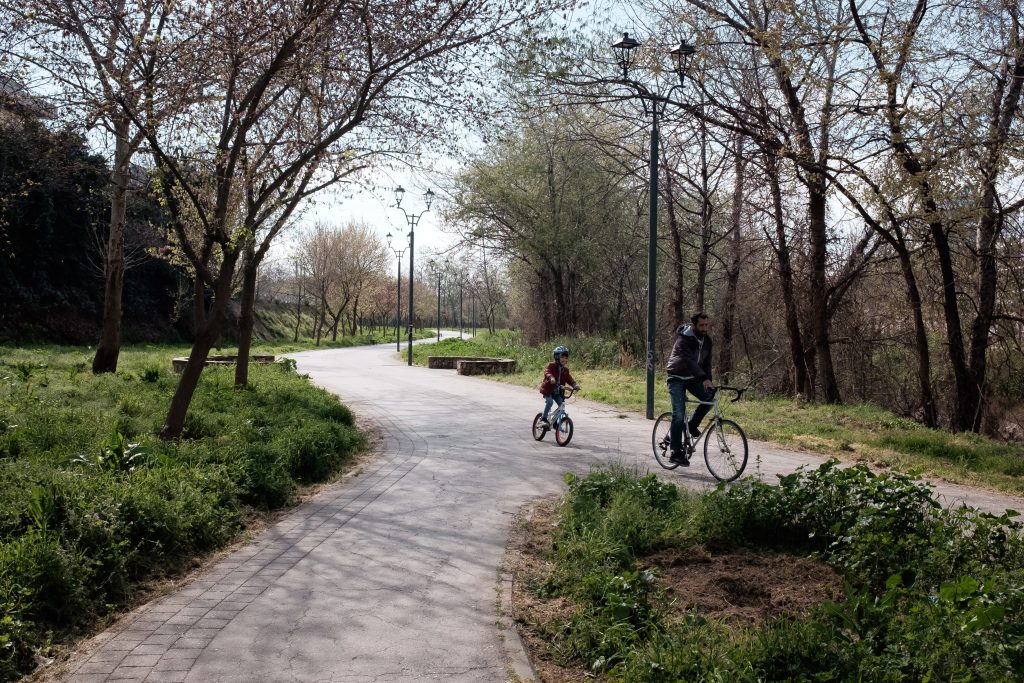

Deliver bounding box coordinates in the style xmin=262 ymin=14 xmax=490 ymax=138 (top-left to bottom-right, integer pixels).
xmin=504 ymin=498 xmax=844 ymax=683
xmin=640 ymin=545 xmax=842 ymax=625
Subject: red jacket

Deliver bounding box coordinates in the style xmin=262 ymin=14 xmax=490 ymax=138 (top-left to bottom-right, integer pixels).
xmin=538 ymin=361 xmax=577 ymax=396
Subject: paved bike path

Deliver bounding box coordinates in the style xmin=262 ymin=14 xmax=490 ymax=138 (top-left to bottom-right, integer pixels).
xmin=61 ymin=343 xmax=1024 ymax=682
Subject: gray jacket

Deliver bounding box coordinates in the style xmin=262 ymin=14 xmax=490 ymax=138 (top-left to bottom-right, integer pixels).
xmin=665 ymin=324 xmax=713 ymax=382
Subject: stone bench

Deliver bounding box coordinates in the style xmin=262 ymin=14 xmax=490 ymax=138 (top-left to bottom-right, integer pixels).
xmin=455 ymin=358 xmax=517 ymax=376
xmin=427 ymin=355 xmax=496 ymax=370
xmin=171 ymin=354 xmax=276 ymax=373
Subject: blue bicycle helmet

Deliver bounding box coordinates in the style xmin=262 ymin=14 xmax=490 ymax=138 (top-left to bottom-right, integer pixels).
xmin=553 ymin=345 xmax=570 ymax=360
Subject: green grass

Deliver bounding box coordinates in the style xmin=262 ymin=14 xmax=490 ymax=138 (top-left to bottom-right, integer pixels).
xmin=416 ymin=331 xmax=1024 ymax=495
xmin=0 ymin=344 xmax=365 ymax=680
xmin=524 ymin=464 xmax=1024 ymax=681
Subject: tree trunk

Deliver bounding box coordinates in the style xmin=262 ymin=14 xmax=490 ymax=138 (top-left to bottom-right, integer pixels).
xmin=293 ymin=260 xmax=302 ymax=342
xmin=350 ymin=294 xmax=361 ymax=336
xmin=808 ymin=175 xmax=841 ymax=403
xmin=660 ymin=139 xmax=686 ymax=324
xmin=694 ymin=112 xmax=712 ymax=311
xmin=191 ymin=239 xmax=214 ymax=337
xmin=234 ymin=239 xmax=258 ymax=388
xmin=929 ymin=220 xmax=976 ymax=430
xmin=896 ymin=245 xmax=938 ymax=427
xmin=766 ymin=152 xmax=810 ymax=396
xmin=161 ymin=249 xmax=241 ymax=439
xmin=92 ymin=120 xmax=131 ymax=374
xmin=719 ymin=139 xmax=746 ymax=383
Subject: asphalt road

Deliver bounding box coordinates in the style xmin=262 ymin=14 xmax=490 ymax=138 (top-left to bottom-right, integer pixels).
xmin=60 ymin=340 xmax=1024 ymax=682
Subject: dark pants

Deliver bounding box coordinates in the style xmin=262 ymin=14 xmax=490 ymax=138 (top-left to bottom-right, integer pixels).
xmin=667 ymin=377 xmax=716 ymax=453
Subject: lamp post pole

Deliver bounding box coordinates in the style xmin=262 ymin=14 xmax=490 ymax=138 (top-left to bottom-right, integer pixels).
xmin=393 ymin=187 xmax=434 ymax=366
xmin=610 ymin=32 xmax=695 ymax=419
xmin=436 ymin=271 xmax=442 ymax=341
xmin=386 ymin=232 xmax=409 ymax=353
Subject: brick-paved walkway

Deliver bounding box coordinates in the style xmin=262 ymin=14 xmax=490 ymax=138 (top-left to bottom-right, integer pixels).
xmin=60 ymin=341 xmax=1024 ymax=682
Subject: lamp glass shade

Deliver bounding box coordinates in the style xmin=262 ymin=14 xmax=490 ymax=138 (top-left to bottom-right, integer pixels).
xmin=611 ymin=32 xmax=641 ymax=76
xmin=670 ymin=40 xmax=696 ymax=81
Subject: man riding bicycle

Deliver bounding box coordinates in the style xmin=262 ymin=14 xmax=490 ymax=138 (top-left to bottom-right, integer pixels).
xmin=665 ymin=312 xmax=715 ymax=466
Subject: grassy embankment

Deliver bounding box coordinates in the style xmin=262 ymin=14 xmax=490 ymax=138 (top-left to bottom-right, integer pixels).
xmin=514 ymin=463 xmax=1024 ymax=681
xmin=0 ymin=344 xmax=365 ymax=680
xmin=413 ymin=331 xmax=1024 ymax=495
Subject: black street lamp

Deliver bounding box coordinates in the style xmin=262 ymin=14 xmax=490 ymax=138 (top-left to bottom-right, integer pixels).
xmin=457 ymin=276 xmax=464 ymax=339
xmin=393 ymin=186 xmax=435 ymax=365
xmin=610 ymin=32 xmax=696 ymax=419
xmin=385 ymin=231 xmax=410 ymax=352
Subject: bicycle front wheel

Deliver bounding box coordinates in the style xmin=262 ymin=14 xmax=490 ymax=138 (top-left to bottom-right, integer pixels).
xmin=651 ymin=412 xmax=678 ymax=469
xmin=703 ymin=418 xmax=748 ymax=482
xmin=555 ymin=416 xmax=574 ymax=446
xmin=532 ymin=413 xmax=548 ymax=441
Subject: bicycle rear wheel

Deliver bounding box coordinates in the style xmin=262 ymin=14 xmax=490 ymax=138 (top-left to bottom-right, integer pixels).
xmin=703 ymin=418 xmax=748 ymax=482
xmin=532 ymin=413 xmax=548 ymax=441
xmin=651 ymin=412 xmax=679 ymax=469
xmin=554 ymin=416 xmax=573 ymax=446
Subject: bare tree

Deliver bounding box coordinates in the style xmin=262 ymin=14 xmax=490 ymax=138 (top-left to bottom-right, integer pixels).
xmin=118 ymin=0 xmax=571 ymax=438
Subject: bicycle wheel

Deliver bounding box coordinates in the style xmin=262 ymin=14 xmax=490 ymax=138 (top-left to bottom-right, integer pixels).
xmin=554 ymin=415 xmax=574 ymax=446
xmin=532 ymin=413 xmax=548 ymax=441
xmin=703 ymin=418 xmax=748 ymax=482
xmin=651 ymin=412 xmax=679 ymax=469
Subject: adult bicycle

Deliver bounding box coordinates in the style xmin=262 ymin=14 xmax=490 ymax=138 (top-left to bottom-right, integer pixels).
xmin=651 ymin=385 xmax=749 ymax=482
xmin=532 ymin=386 xmax=577 ymax=447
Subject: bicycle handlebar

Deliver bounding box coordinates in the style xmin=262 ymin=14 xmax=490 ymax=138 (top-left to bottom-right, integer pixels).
xmin=558 ymin=385 xmax=578 ymax=398
xmin=715 ymin=385 xmax=747 ymax=403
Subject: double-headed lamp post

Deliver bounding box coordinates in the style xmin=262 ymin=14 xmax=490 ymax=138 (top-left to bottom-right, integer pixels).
xmin=393 ymin=186 xmax=435 ymax=366
xmin=611 ymin=32 xmax=696 ymax=419
xmin=385 ymin=231 xmax=409 ymax=352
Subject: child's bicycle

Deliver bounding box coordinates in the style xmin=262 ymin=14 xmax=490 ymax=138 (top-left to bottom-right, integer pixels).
xmin=532 ymin=386 xmax=577 ymax=446
xmin=651 ymin=385 xmax=749 ymax=481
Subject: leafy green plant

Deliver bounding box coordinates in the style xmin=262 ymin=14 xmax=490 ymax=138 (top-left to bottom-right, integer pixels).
xmin=0 ymin=597 xmax=34 ymax=681
xmin=69 ymin=427 xmax=149 ymax=473
xmin=26 ymin=487 xmax=57 ymax=532
xmin=138 ymin=366 xmax=161 ymax=383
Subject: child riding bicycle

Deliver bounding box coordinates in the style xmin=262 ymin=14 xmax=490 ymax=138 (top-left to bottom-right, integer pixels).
xmin=538 ymin=345 xmax=580 ymax=428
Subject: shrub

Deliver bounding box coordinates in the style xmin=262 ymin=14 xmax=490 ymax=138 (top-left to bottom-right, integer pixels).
xmin=531 ymin=463 xmax=1024 ymax=681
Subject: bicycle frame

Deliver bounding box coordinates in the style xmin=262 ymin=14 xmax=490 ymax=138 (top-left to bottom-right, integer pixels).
xmin=666 ymin=379 xmax=743 ymax=448
xmin=548 ymin=385 xmax=575 ymax=427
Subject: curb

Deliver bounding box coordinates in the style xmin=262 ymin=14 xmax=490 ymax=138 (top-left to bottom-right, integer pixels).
xmin=497 ymin=569 xmax=537 ymax=683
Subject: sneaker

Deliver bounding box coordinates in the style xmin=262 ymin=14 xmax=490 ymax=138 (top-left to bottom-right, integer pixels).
xmin=688 ymin=425 xmax=702 ymax=439
xmin=539 ymin=419 xmax=551 ymax=428
xmin=669 ymin=450 xmax=690 ymax=466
